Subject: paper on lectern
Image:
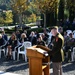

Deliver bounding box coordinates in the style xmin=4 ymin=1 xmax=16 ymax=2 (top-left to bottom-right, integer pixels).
xmin=27 ymin=47 xmax=48 ymax=56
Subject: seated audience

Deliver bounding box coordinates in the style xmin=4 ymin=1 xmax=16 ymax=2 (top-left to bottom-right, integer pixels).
xmin=65 ymin=32 xmax=75 ymax=62
xmin=24 ymin=30 xmax=29 ymax=38
xmin=43 ymin=28 xmax=49 ymax=38
xmin=34 ymin=31 xmax=40 ymax=39
xmin=0 ymin=34 xmax=5 ymax=47
xmin=16 ymin=31 xmax=21 ymax=40
xmin=19 ymin=33 xmax=28 ymax=43
xmin=64 ymin=31 xmax=70 ymax=48
xmin=6 ymin=33 xmax=18 ymax=60
xmin=37 ymin=35 xmax=46 ymax=46
xmin=2 ymin=31 xmax=8 ymax=41
xmin=29 ymin=31 xmax=37 ymax=45
xmin=41 ymin=34 xmax=48 ymax=43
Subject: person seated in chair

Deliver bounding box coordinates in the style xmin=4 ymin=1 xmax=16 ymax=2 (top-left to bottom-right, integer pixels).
xmin=6 ymin=33 xmax=18 ymax=60
xmin=63 ymin=31 xmax=69 ymax=59
xmin=41 ymin=33 xmax=48 ymax=44
xmin=19 ymin=33 xmax=28 ymax=43
xmin=37 ymin=35 xmax=46 ymax=46
xmin=0 ymin=34 xmax=5 ymax=47
xmin=66 ymin=32 xmax=75 ymax=62
xmin=29 ymin=31 xmax=37 ymax=45
xmin=2 ymin=31 xmax=8 ymax=41
xmin=16 ymin=33 xmax=29 ymax=51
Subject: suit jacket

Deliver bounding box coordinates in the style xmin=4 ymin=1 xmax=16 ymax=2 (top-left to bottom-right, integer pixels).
xmin=29 ymin=36 xmax=37 ymax=45
xmin=48 ymin=33 xmax=64 ymax=62
xmin=7 ymin=38 xmax=18 ymax=49
xmin=37 ymin=40 xmax=45 ymax=46
xmin=2 ymin=34 xmax=8 ymax=41
xmin=0 ymin=38 xmax=5 ymax=46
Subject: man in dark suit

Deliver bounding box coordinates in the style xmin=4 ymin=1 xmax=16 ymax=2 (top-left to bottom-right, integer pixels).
xmin=46 ymin=26 xmax=64 ymax=75
xmin=2 ymin=31 xmax=8 ymax=41
xmin=0 ymin=34 xmax=5 ymax=46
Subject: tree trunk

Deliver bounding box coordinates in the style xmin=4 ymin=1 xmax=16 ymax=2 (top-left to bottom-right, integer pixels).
xmin=44 ymin=13 xmax=46 ymax=28
xmin=58 ymin=0 xmax=64 ymax=24
xmin=50 ymin=12 xmax=55 ymax=26
xmin=19 ymin=13 xmax=23 ymax=26
xmin=69 ymin=10 xmax=75 ymax=23
xmin=41 ymin=14 xmax=44 ymax=27
xmin=46 ymin=13 xmax=50 ymax=27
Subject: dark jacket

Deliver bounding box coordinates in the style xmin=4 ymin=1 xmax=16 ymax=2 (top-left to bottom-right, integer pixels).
xmin=48 ymin=33 xmax=64 ymax=62
xmin=7 ymin=38 xmax=18 ymax=51
xmin=37 ymin=40 xmax=45 ymax=46
xmin=0 ymin=38 xmax=5 ymax=46
xmin=29 ymin=36 xmax=37 ymax=45
xmin=2 ymin=34 xmax=8 ymax=41
xmin=16 ymin=33 xmax=21 ymax=40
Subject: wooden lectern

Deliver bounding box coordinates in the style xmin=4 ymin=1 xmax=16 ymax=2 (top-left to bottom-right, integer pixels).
xmin=27 ymin=45 xmax=50 ymax=75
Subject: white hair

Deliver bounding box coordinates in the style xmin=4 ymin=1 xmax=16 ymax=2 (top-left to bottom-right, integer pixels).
xmin=0 ymin=34 xmax=2 ymax=38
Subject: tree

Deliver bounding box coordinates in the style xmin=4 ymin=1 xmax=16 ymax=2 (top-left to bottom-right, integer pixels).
xmin=11 ymin=0 xmax=29 ymax=25
xmin=0 ymin=10 xmax=13 ymax=25
xmin=35 ymin=0 xmax=58 ymax=28
xmin=67 ymin=0 xmax=75 ymax=23
xmin=58 ymin=0 xmax=65 ymax=24
xmin=0 ymin=0 xmax=11 ymax=10
xmin=28 ymin=2 xmax=40 ymax=15
xmin=4 ymin=10 xmax=13 ymax=24
xmin=0 ymin=17 xmax=4 ymax=24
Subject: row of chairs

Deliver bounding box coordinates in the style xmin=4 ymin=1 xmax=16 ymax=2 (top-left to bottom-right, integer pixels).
xmin=66 ymin=30 xmax=75 ymax=61
xmin=71 ymin=47 xmax=75 ymax=62
xmin=66 ymin=30 xmax=75 ymax=38
xmin=0 ymin=41 xmax=32 ymax=62
xmin=0 ymin=42 xmax=7 ymax=58
xmin=0 ymin=41 xmax=75 ymax=62
xmin=64 ymin=47 xmax=75 ymax=62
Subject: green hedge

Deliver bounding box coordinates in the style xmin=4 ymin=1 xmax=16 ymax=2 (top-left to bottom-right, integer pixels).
xmin=27 ymin=28 xmax=43 ymax=34
xmin=2 ymin=27 xmax=43 ymax=35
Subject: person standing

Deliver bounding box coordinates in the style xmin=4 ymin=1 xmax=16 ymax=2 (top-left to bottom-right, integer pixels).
xmin=47 ymin=26 xmax=64 ymax=75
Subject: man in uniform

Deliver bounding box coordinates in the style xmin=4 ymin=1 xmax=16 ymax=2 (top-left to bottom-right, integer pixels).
xmin=46 ymin=26 xmax=64 ymax=75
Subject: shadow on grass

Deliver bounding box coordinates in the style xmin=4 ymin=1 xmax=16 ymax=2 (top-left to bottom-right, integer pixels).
xmin=5 ymin=63 xmax=29 ymax=72
xmin=62 ymin=62 xmax=75 ymax=73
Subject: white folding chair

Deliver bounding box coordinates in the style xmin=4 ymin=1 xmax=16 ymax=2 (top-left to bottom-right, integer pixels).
xmin=0 ymin=42 xmax=7 ymax=58
xmin=73 ymin=33 xmax=75 ymax=38
xmin=73 ymin=30 xmax=75 ymax=34
xmin=71 ymin=47 xmax=75 ymax=62
xmin=12 ymin=41 xmax=20 ymax=60
xmin=17 ymin=41 xmax=32 ymax=62
xmin=6 ymin=41 xmax=20 ymax=60
xmin=0 ymin=47 xmax=5 ymax=58
xmin=12 ymin=46 xmax=18 ymax=60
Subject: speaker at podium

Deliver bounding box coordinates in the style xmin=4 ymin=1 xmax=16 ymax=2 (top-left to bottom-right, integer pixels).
xmin=27 ymin=45 xmax=50 ymax=75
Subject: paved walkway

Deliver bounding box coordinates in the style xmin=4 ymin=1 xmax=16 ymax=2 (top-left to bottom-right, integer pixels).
xmin=0 ymin=57 xmax=75 ymax=75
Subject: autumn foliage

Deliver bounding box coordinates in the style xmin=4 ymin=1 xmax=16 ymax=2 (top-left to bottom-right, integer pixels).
xmin=36 ymin=0 xmax=58 ymax=14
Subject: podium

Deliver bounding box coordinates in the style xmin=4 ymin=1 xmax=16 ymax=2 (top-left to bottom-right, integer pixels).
xmin=27 ymin=45 xmax=50 ymax=75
